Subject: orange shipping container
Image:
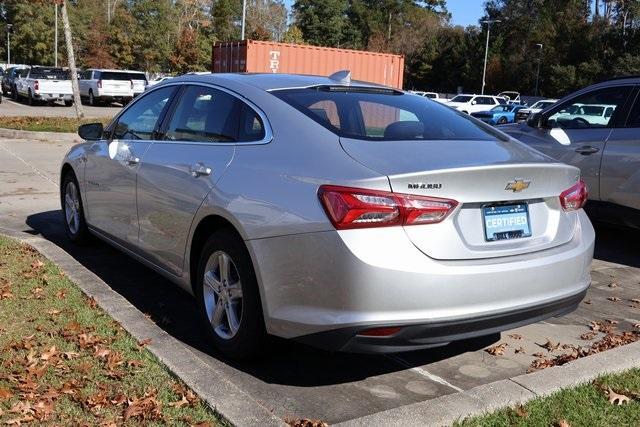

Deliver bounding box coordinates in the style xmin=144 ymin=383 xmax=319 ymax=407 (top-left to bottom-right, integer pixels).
xmin=212 ymin=40 xmax=404 ymax=89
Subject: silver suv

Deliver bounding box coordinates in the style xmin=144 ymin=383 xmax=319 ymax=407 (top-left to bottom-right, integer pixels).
xmin=503 ymin=77 xmax=640 ymax=229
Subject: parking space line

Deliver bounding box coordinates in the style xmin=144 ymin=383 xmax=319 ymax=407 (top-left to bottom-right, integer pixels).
xmin=386 ymin=355 xmax=464 ymax=392
xmin=0 ymin=142 xmax=58 ymax=187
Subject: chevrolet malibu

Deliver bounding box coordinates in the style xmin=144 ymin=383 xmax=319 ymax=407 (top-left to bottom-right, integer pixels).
xmin=60 ymin=72 xmax=594 ymax=358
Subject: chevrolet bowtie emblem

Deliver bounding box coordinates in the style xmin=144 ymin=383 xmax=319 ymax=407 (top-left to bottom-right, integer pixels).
xmin=505 ymin=179 xmax=531 ymax=192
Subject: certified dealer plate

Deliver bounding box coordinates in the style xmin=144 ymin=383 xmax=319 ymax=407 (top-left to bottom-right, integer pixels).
xmin=483 ymin=204 xmax=532 ymax=242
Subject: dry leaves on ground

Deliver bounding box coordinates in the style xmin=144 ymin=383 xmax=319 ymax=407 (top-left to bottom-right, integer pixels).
xmin=485 ymin=343 xmax=508 ymax=356
xmin=286 ymin=418 xmax=329 ymax=427
xmin=607 ymin=388 xmax=631 ymax=405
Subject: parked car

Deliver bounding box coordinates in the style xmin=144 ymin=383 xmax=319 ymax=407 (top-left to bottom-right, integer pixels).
xmin=14 ymin=66 xmax=73 ymax=106
xmin=147 ymin=76 xmax=173 ymax=88
xmin=515 ymin=99 xmax=558 ymax=122
xmin=471 ymin=104 xmax=527 ymax=125
xmin=79 ymin=69 xmax=146 ymax=106
xmin=60 ymin=72 xmax=594 ymax=357
xmin=447 ymin=94 xmax=506 ymax=114
xmin=2 ymin=66 xmax=27 ymax=98
xmin=502 ymin=76 xmax=640 ymax=229
xmin=497 ymin=91 xmax=521 ymax=104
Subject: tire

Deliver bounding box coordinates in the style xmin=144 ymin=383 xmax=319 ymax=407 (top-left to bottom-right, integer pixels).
xmin=196 ymin=229 xmax=267 ymax=359
xmin=88 ymin=90 xmax=95 ymax=106
xmin=27 ymin=90 xmax=34 ymax=106
xmin=2 ymin=87 xmax=7 ymax=97
xmin=12 ymin=86 xmax=18 ymax=101
xmin=497 ymin=117 xmax=508 ymax=125
xmin=64 ymin=100 xmax=73 ymax=107
xmin=60 ymin=172 xmax=90 ymax=244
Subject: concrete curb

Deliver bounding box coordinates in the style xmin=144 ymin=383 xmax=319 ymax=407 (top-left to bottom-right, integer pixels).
xmin=0 ymin=128 xmax=79 ymax=143
xmin=0 ymin=227 xmax=285 ymax=427
xmin=337 ymin=340 xmax=640 ymax=426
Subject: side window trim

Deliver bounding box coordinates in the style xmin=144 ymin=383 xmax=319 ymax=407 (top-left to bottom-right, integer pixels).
xmin=155 ymin=82 xmax=273 ymax=146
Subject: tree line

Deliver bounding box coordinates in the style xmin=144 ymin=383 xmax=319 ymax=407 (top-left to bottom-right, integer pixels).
xmin=1 ymin=0 xmax=639 ymax=96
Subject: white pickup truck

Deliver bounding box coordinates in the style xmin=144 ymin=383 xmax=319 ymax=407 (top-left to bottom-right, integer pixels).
xmin=79 ymin=69 xmax=148 ymax=106
xmin=15 ymin=67 xmax=73 ymax=106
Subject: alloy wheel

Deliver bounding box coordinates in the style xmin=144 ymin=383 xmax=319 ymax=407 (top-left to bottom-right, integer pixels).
xmin=64 ymin=181 xmax=81 ymax=235
xmin=203 ymin=251 xmax=243 ymax=340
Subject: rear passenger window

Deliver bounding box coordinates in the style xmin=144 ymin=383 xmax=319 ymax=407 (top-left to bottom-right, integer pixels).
xmin=359 ymin=101 xmax=418 ymax=137
xmin=165 ymin=85 xmax=264 ymax=143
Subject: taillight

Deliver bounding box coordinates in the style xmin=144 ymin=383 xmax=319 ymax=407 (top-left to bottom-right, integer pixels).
xmin=34 ymin=80 xmax=39 ymax=91
xmin=560 ymin=180 xmax=588 ymax=212
xmin=318 ymin=185 xmax=458 ymax=230
xmin=97 ymin=80 xmax=102 ymax=88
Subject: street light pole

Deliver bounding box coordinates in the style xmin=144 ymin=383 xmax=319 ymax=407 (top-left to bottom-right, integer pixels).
xmin=241 ymin=0 xmax=247 ymax=40
xmin=6 ymin=24 xmax=12 ymax=66
xmin=54 ymin=4 xmax=58 ymax=67
xmin=534 ymin=43 xmax=543 ymax=97
xmin=481 ymin=19 xmax=501 ymax=95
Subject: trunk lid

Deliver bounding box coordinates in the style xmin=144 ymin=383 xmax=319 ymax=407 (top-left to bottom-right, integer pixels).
xmin=101 ymin=79 xmax=132 ymax=96
xmin=340 ymin=137 xmax=581 ymax=260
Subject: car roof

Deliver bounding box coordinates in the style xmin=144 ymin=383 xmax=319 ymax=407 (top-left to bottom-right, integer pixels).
xmin=168 ymin=72 xmax=390 ymax=92
xmin=87 ymin=68 xmax=146 ymax=73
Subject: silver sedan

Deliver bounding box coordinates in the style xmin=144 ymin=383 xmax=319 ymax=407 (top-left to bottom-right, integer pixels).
xmin=60 ymin=72 xmax=594 ymax=357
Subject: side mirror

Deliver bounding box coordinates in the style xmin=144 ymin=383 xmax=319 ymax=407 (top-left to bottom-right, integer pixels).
xmin=78 ymin=122 xmax=103 ymax=141
xmin=471 ymin=100 xmax=477 ymax=105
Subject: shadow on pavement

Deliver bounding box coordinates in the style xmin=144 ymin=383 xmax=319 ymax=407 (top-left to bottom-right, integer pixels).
xmin=23 ymin=209 xmax=636 ymax=387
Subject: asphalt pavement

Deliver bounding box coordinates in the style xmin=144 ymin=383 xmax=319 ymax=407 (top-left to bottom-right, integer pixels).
xmin=0 ymin=136 xmax=639 ymax=424
xmin=0 ymin=97 xmax=118 ymax=118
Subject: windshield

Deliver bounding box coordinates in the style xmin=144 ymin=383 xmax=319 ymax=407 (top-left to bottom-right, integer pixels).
xmin=532 ymin=101 xmax=554 ymax=109
xmin=273 ymin=86 xmax=502 ymax=142
xmin=29 ymin=68 xmax=69 ymax=80
xmin=579 ymin=106 xmax=605 ymax=116
xmin=450 ymin=95 xmax=473 ymax=103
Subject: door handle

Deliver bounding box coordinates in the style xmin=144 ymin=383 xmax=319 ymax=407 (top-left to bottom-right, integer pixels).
xmin=575 ymin=146 xmax=599 ymax=155
xmin=190 ymin=162 xmax=212 ymax=177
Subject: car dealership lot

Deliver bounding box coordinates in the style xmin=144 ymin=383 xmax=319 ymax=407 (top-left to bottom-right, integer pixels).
xmin=0 ymin=97 xmax=119 ymax=118
xmin=1 ymin=136 xmax=639 ymax=424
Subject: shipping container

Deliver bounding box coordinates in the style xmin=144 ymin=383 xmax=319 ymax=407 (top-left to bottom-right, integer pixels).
xmin=212 ymin=40 xmax=404 ymax=89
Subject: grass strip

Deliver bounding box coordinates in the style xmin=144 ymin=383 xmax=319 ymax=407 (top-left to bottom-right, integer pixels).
xmin=0 ymin=116 xmax=111 ymax=133
xmin=0 ymin=236 xmax=224 ymax=425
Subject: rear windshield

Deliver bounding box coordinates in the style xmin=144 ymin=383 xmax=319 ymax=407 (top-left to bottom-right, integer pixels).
xmin=273 ymin=87 xmax=502 ymax=141
xmin=101 ymin=72 xmax=147 ymax=82
xmin=29 ymin=68 xmax=69 ymax=79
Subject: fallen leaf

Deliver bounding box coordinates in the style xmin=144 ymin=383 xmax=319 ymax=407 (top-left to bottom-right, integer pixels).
xmin=127 ymin=359 xmax=143 ymax=368
xmin=583 ymin=299 xmax=592 ymax=305
xmin=607 ymin=388 xmax=630 ymax=405
xmin=608 ymin=282 xmax=619 ymax=288
xmin=580 ymin=331 xmax=597 ymax=340
xmin=515 ymin=404 xmax=528 ymax=417
xmin=607 ymin=296 xmax=621 ymax=302
xmin=515 ymin=347 xmax=526 ymax=354
xmin=94 ymin=347 xmax=111 ymax=359
xmin=508 ymin=334 xmax=523 ymax=340
xmin=46 ymin=309 xmax=61 ymax=316
xmin=0 ymin=387 xmax=13 ymax=401
xmin=286 ymin=419 xmax=329 ymax=427
xmin=168 ymin=395 xmax=190 ymax=408
xmin=40 ymin=346 xmax=58 ymax=361
xmin=31 ymin=260 xmax=44 ymax=270
xmin=557 ymin=420 xmax=571 ymax=427
xmin=537 ymin=339 xmax=560 ymax=352
xmin=137 ymin=338 xmax=152 ymax=349
xmin=486 ymin=343 xmax=508 ymax=356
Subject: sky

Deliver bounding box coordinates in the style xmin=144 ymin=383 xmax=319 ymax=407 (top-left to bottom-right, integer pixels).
xmin=281 ymin=0 xmax=486 ymax=28
xmin=447 ymin=0 xmax=485 ymax=27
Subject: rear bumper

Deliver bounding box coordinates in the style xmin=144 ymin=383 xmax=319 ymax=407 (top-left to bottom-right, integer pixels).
xmin=248 ymin=210 xmax=594 ymax=352
xmin=34 ymin=93 xmax=73 ymax=101
xmin=296 ymin=289 xmax=586 ymax=353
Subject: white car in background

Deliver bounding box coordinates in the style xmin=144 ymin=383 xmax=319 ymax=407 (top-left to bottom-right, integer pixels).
xmin=409 ymin=91 xmax=449 ymax=103
xmin=14 ymin=66 xmax=73 ymax=106
xmin=79 ymin=69 xmax=148 ymax=106
xmin=447 ymin=94 xmax=505 ymax=114
xmin=515 ymin=99 xmax=558 ymax=122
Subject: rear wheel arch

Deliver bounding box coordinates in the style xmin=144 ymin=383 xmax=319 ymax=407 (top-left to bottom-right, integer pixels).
xmin=189 ymin=215 xmax=247 ymax=294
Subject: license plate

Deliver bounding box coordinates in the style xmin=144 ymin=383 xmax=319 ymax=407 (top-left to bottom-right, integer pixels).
xmin=483 ymin=204 xmax=531 ymax=241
